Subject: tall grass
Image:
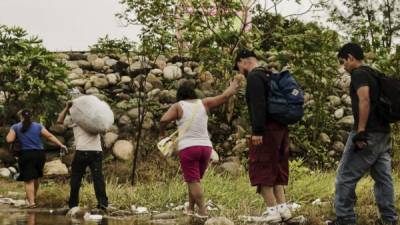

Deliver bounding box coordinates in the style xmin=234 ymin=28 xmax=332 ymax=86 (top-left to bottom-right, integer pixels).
xmin=0 ymin=163 xmax=399 ymax=225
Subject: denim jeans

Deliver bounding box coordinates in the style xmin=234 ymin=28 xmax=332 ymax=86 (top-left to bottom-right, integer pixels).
xmin=68 ymin=151 xmax=108 ymax=208
xmin=334 ymin=131 xmax=398 ymax=223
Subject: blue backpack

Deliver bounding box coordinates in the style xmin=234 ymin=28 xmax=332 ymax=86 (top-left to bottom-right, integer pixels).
xmin=256 ymin=68 xmax=304 ymax=124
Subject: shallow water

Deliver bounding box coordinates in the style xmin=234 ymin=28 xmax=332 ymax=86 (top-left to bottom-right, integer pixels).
xmin=0 ymin=211 xmax=195 ymax=225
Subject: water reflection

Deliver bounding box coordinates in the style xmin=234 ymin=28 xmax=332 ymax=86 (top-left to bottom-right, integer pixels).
xmin=1 ymin=212 xmax=112 ymax=225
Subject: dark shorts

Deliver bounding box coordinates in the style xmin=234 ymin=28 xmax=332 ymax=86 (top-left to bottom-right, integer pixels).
xmin=17 ymin=150 xmax=46 ymax=182
xmin=248 ymin=121 xmax=289 ymax=192
xmin=178 ymin=146 xmax=212 ymax=183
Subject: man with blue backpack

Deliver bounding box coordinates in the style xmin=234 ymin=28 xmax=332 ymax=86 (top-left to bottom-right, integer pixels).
xmin=328 ymin=43 xmax=398 ymax=225
xmin=234 ymin=49 xmax=304 ymax=223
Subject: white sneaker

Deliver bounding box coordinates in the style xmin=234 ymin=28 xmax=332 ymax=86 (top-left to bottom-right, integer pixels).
xmin=278 ymin=205 xmax=292 ymax=221
xmin=261 ymin=210 xmax=282 ymax=223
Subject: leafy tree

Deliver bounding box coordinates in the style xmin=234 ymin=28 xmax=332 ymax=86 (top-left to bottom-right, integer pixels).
xmin=0 ymin=25 xmax=69 ymax=128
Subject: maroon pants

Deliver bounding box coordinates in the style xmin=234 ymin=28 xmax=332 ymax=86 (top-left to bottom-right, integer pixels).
xmin=248 ymin=120 xmax=289 ymax=193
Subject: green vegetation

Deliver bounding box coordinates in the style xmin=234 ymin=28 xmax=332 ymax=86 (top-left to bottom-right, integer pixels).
xmin=1 ymin=162 xmax=399 ymax=225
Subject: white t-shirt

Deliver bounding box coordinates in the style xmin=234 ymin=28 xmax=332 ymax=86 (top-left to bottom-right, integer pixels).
xmin=64 ymin=116 xmax=102 ymax=151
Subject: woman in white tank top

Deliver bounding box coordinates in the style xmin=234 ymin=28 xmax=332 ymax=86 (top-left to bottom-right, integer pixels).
xmin=160 ymin=80 xmax=239 ymax=217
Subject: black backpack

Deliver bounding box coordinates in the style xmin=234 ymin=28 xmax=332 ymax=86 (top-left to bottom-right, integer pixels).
xmin=362 ymin=66 xmax=400 ymax=123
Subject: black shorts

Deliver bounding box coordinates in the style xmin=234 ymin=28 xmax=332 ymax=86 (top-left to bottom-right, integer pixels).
xmin=17 ymin=150 xmax=46 ymax=182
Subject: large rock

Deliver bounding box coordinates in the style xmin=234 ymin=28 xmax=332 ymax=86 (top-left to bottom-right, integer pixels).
xmin=104 ymin=132 xmax=119 ymax=149
xmin=113 ymin=140 xmax=134 ymax=161
xmin=337 ymin=116 xmax=354 ymax=127
xmin=0 ymin=168 xmax=11 ymax=178
xmin=334 ymin=108 xmax=344 ymax=119
xmin=91 ymin=58 xmax=105 ymax=71
xmin=205 ymin=217 xmax=234 ymax=225
xmin=163 ymin=65 xmax=182 ymax=80
xmin=43 ymin=160 xmax=68 ymax=176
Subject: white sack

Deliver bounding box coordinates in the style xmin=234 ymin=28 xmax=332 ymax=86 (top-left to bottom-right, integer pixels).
xmin=70 ymin=95 xmax=114 ymax=134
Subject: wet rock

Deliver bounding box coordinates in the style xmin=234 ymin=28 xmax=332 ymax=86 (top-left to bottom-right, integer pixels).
xmin=113 ymin=140 xmax=134 ymax=161
xmin=152 ymin=212 xmax=177 ymax=220
xmin=104 ymin=132 xmax=119 ymax=149
xmin=43 ymin=159 xmax=68 ymax=176
xmin=332 ymin=141 xmax=344 ymax=152
xmin=334 ymin=108 xmax=344 ymax=119
xmin=0 ymin=168 xmax=11 ymax=178
xmin=205 ymin=217 xmax=234 ymax=225
xmin=163 ymin=65 xmax=182 ymax=80
xmin=67 ymin=206 xmax=89 ymax=218
xmin=319 ymin=133 xmax=331 ymax=143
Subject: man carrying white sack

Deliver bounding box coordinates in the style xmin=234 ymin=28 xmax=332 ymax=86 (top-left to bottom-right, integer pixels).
xmin=57 ymin=101 xmax=109 ymax=211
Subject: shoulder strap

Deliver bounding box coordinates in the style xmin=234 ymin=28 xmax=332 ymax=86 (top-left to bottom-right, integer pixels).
xmin=178 ymin=100 xmax=202 ymax=137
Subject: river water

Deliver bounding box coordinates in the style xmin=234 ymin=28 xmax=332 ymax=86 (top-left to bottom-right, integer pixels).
xmin=0 ymin=211 xmax=195 ymax=225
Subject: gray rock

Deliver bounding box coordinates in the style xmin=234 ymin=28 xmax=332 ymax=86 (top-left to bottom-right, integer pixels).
xmin=104 ymin=132 xmax=119 ymax=149
xmin=148 ymin=89 xmax=161 ymax=99
xmin=77 ymin=60 xmax=92 ymax=69
xmin=113 ymin=140 xmax=134 ymax=161
xmin=68 ymin=73 xmax=82 ymax=80
xmin=0 ymin=168 xmax=11 ymax=178
xmin=155 ymin=56 xmax=167 ymax=69
xmin=334 ymin=108 xmax=344 ymax=119
xmin=43 ymin=160 xmax=68 ymax=176
xmin=205 ymin=217 xmax=234 ymax=225
xmin=105 ymin=58 xmax=118 ymax=67
xmin=341 ymin=94 xmax=352 ymax=106
xmin=87 ymin=54 xmax=98 ymax=62
xmin=163 ymin=65 xmax=182 ymax=80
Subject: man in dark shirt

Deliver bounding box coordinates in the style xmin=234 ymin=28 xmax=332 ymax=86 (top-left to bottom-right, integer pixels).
xmin=235 ymin=49 xmax=292 ymax=223
xmin=328 ymin=43 xmax=397 ymax=225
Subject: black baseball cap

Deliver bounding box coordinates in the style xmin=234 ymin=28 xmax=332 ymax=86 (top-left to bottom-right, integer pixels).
xmin=233 ymin=49 xmax=257 ymax=70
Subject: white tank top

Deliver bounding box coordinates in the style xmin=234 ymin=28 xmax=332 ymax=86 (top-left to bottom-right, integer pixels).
xmin=177 ymin=99 xmax=213 ymax=151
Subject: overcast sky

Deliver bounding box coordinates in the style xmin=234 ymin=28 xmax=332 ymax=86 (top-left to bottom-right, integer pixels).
xmin=0 ymin=0 xmax=326 ymax=51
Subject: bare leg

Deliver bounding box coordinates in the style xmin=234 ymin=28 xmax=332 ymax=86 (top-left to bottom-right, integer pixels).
xmin=24 ymin=180 xmax=35 ymax=206
xmin=34 ymin=180 xmax=39 ymax=198
xmin=260 ymin=186 xmax=277 ymax=207
xmin=188 ymin=182 xmax=207 ymax=216
xmin=273 ymin=185 xmax=286 ymax=204
xmin=187 ymin=184 xmax=195 ymax=212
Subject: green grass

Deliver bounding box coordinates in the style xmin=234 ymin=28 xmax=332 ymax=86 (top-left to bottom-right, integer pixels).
xmin=0 ymin=163 xmax=399 ymax=225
